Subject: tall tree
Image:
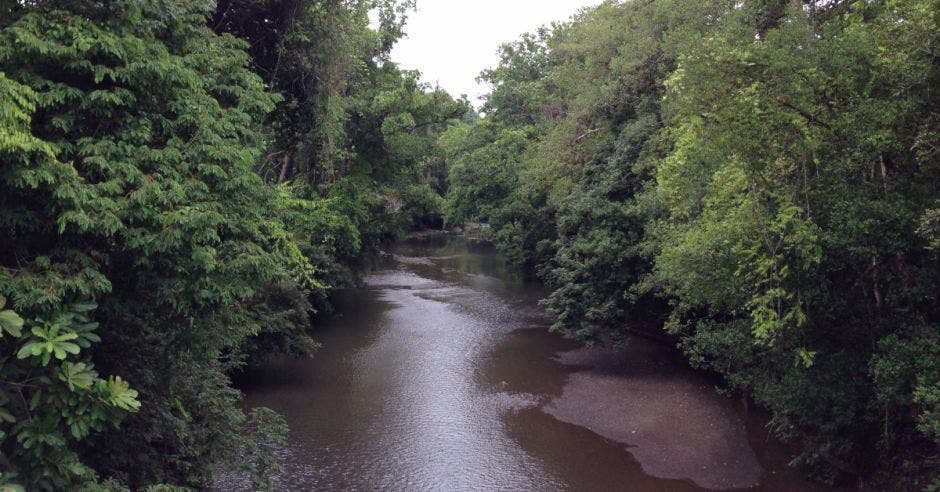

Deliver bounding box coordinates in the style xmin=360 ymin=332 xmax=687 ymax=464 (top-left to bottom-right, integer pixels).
xmin=1 ymin=1 xmax=299 ymax=487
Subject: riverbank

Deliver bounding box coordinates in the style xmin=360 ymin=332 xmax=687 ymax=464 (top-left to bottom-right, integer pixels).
xmin=404 ymin=223 xmax=489 ymax=241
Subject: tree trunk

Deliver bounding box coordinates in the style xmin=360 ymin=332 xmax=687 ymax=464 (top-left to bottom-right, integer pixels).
xmin=277 ymin=153 xmax=292 ymax=184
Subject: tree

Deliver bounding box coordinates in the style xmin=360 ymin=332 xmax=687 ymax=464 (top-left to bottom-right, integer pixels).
xmin=0 ymin=72 xmax=140 ymax=491
xmin=1 ymin=2 xmax=296 ymax=487
xmin=445 ymin=0 xmax=940 ymax=485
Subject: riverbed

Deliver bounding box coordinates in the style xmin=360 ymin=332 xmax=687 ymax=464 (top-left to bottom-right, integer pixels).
xmin=224 ymin=235 xmax=826 ymax=491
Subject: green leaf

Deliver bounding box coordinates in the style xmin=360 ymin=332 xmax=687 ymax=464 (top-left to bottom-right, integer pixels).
xmin=62 ymin=342 xmax=80 ymax=354
xmin=795 ymin=348 xmax=817 ymax=368
xmin=107 ymin=376 xmax=140 ymax=412
xmin=16 ymin=342 xmax=40 ymax=360
xmin=0 ymin=311 xmax=23 ymax=338
xmin=71 ymin=302 xmax=96 ymax=313
xmin=60 ymin=362 xmax=96 ymax=391
xmin=52 ymin=332 xmax=79 ymax=342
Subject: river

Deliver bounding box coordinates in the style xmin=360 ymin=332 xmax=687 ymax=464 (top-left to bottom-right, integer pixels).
xmin=224 ymin=235 xmax=827 ymax=491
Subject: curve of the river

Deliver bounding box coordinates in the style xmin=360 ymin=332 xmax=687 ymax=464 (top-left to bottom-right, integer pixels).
xmin=222 ymin=235 xmax=827 ymax=491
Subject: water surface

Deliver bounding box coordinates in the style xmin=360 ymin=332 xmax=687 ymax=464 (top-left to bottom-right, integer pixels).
xmin=226 ymin=236 xmax=825 ymax=491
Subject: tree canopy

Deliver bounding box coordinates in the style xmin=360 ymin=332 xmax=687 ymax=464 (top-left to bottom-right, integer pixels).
xmin=444 ymin=0 xmax=939 ymax=486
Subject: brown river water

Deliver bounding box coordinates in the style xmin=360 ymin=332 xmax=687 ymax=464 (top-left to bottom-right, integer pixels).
xmin=221 ymin=235 xmax=830 ymax=491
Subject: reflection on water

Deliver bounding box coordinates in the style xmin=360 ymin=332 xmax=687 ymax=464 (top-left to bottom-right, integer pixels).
xmin=220 ymin=235 xmax=827 ymax=491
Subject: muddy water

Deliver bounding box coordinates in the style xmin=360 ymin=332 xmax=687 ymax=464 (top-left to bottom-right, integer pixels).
xmin=227 ymin=236 xmax=826 ymax=491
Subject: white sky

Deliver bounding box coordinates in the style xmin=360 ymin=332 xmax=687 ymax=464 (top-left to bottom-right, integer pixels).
xmin=386 ymin=0 xmax=603 ymax=105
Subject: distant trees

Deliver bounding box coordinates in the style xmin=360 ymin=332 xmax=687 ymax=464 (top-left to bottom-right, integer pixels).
xmin=444 ymin=0 xmax=939 ymax=486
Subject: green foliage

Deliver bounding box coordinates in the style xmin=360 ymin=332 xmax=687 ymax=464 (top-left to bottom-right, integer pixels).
xmin=872 ymin=329 xmax=940 ymax=445
xmin=446 ymin=0 xmax=940 ymax=485
xmin=0 ymin=302 xmax=138 ymax=491
xmin=442 ymin=121 xmax=528 ymax=227
xmin=402 ymin=183 xmax=445 ymax=229
xmin=0 ymin=1 xmax=297 ymax=488
xmin=3 ymin=0 xmax=936 ymax=488
xmin=213 ymin=0 xmax=389 ymax=184
xmin=0 ymin=296 xmax=23 ymax=338
xmin=233 ymin=407 xmax=289 ymax=491
xmin=655 ymin=2 xmax=939 ymax=480
xmin=213 ymin=0 xmax=466 ymax=221
xmin=478 ymin=29 xmax=553 ymax=127
xmin=340 ymin=65 xmax=469 ymax=238
xmin=1 ymin=0 xmax=462 ymax=488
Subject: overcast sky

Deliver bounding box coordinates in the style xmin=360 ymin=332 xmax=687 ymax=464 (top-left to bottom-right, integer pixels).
xmin=386 ymin=0 xmax=603 ymax=106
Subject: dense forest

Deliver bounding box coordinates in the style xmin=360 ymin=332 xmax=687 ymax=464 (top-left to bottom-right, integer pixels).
xmin=0 ymin=0 xmax=938 ymax=490
xmin=0 ymin=0 xmax=467 ymax=489
xmin=443 ymin=0 xmax=940 ymax=487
